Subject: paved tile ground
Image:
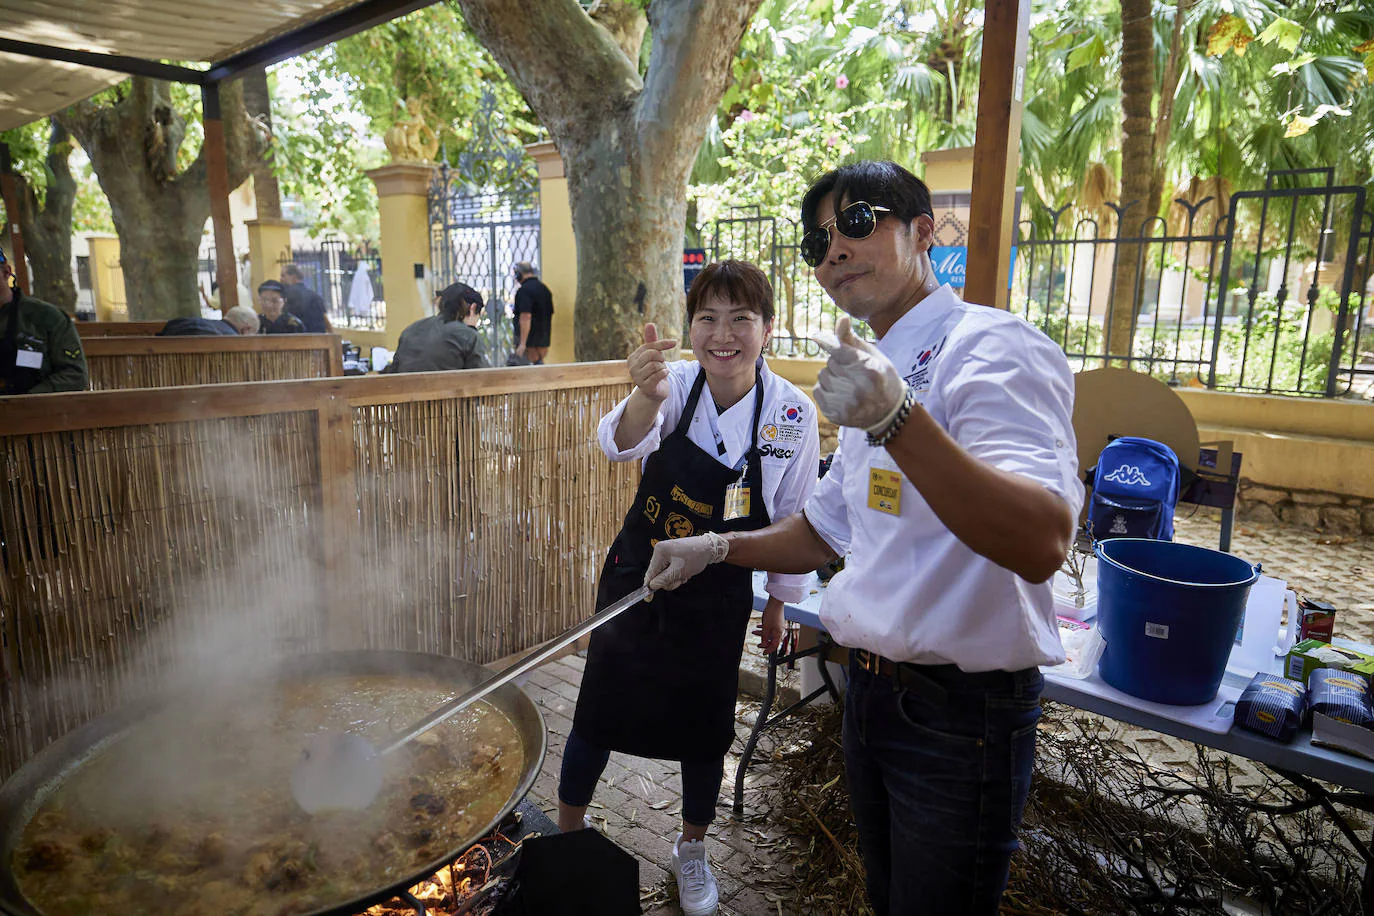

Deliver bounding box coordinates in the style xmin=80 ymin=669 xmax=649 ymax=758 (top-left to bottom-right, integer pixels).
xmin=520 ymin=515 xmax=1372 ymax=915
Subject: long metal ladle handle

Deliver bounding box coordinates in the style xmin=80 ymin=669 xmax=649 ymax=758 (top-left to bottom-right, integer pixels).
xmin=378 ymin=586 xmax=652 ymax=756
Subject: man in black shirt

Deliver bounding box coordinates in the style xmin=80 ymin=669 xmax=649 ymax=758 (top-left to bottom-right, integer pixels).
xmin=281 ymin=264 xmax=332 ymax=333
xmin=257 ymin=280 xmax=307 ymax=334
xmin=512 ymin=261 xmax=554 ymax=364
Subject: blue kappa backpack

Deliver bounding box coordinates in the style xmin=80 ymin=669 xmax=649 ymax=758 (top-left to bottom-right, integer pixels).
xmin=1087 ymin=436 xmax=1181 ymax=540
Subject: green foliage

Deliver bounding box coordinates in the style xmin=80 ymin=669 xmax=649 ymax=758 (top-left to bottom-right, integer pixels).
xmin=690 ymin=0 xmax=970 ymax=230
xmin=0 ymin=120 xmax=114 ymax=234
xmin=1214 ymin=290 xmax=1342 ymax=394
xmin=271 ymin=3 xmax=538 ymax=237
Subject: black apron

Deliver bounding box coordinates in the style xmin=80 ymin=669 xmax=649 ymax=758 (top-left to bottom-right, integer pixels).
xmin=574 ymin=368 xmax=771 ymax=761
xmin=1 ymin=294 xmax=45 ymax=395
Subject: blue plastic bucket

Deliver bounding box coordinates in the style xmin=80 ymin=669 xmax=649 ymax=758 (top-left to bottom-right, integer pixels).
xmin=1095 ymin=539 xmax=1260 ymax=705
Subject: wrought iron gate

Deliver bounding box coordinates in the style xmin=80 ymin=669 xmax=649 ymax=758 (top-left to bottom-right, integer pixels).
xmin=428 ymin=91 xmax=540 ymax=364
xmin=1207 ymin=170 xmax=1370 ymax=397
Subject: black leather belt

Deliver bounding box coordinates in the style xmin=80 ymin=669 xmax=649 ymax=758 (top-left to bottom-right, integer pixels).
xmin=850 ymin=648 xmax=948 ymax=706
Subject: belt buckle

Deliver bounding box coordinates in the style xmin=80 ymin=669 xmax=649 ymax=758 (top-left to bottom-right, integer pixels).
xmin=860 ymin=649 xmax=881 ymax=674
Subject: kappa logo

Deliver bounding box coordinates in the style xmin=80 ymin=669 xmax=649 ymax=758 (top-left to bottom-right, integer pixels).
xmin=1103 ymin=464 xmax=1151 ymax=487
xmin=761 ymin=424 xmax=779 ymax=442
xmin=759 ymin=443 xmax=795 ymax=460
xmin=664 ymin=513 xmax=695 ymax=539
xmin=1110 ymin=514 xmax=1129 ymax=534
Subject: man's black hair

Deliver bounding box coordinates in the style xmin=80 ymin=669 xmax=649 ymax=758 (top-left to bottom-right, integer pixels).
xmin=800 ymin=160 xmax=934 ymax=231
xmin=437 ymin=282 xmax=483 ymax=321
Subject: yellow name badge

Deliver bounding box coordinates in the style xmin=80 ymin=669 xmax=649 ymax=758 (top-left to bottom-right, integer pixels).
xmin=723 ymin=482 xmax=751 ymax=521
xmin=868 ymin=468 xmax=902 ymax=515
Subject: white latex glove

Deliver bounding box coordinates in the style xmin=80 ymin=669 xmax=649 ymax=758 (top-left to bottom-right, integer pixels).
xmin=812 ymin=316 xmax=907 ymax=434
xmin=643 ymin=532 xmax=730 ymax=592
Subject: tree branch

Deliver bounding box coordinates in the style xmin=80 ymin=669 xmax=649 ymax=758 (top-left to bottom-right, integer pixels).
xmin=589 ymin=0 xmax=648 ymax=65
xmin=638 ymin=0 xmax=760 ymax=175
xmin=453 ymin=0 xmax=641 ymax=148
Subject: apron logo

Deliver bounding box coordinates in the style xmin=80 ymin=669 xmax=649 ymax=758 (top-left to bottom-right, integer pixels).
xmin=670 ymin=485 xmax=713 ymax=516
xmin=643 ymin=495 xmax=662 ymax=523
xmin=664 ymin=513 xmax=695 ymax=539
xmin=761 ymin=424 xmax=779 ymax=442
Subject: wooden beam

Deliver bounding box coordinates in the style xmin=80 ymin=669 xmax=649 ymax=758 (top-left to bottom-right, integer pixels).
xmin=964 ymin=0 xmax=1031 ymax=310
xmin=0 ymin=361 xmax=632 ymax=435
xmin=80 ymin=333 xmax=340 ymax=356
xmin=202 ymin=83 xmax=239 ymax=311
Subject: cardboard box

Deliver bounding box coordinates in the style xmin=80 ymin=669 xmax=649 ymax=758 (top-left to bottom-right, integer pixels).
xmin=1285 ymin=639 xmax=1374 ymax=684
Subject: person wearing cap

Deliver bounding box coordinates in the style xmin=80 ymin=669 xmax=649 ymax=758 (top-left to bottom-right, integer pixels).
xmin=512 ymin=261 xmax=554 ymax=364
xmin=257 ymin=280 xmax=307 ymax=334
xmin=0 ymin=248 xmax=88 ymax=395
xmin=642 ymin=161 xmax=1084 ymax=915
xmin=383 ymin=282 xmax=489 ymax=373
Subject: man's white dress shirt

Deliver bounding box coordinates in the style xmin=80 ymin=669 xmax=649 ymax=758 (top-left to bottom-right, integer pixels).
xmin=804 ymin=285 xmax=1084 ymax=671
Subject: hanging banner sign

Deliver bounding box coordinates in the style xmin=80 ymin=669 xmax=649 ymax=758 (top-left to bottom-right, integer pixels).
xmin=930 ymin=246 xmax=1018 ymax=290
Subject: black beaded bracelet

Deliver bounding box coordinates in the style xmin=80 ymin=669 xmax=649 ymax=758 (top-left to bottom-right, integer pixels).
xmin=866 ymin=387 xmax=917 ymax=448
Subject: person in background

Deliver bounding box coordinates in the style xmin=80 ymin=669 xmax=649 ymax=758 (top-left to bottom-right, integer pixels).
xmin=257 ymin=280 xmax=307 ymax=334
xmin=643 ymin=161 xmax=1082 ymax=916
xmin=280 ymin=264 xmax=332 ymax=333
xmin=159 ymin=306 xmax=259 ymax=337
xmin=383 ymin=282 xmax=489 ymax=373
xmin=512 ymin=261 xmax=553 ymax=364
xmin=560 ymin=260 xmax=819 ymax=916
xmin=0 ymin=248 xmax=88 ymax=394
xmin=199 ymin=280 xmax=220 ymax=317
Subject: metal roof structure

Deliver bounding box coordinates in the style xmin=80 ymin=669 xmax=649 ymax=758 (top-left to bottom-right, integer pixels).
xmin=0 ymin=0 xmax=440 ymax=307
xmin=0 ymin=0 xmax=435 ymax=132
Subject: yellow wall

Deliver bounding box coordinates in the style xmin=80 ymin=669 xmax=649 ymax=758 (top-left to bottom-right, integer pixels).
xmin=86 ymin=235 xmax=126 ymax=321
xmin=366 ymin=163 xmax=434 ymax=350
xmin=527 ymin=141 xmax=576 ymax=364
xmin=1177 ymin=389 xmax=1374 ymax=498
xmin=245 ymin=218 xmax=294 ymax=297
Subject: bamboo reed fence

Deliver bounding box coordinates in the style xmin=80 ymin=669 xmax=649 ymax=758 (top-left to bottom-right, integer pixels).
xmin=0 ymin=363 xmax=637 ymax=780
xmin=81 ymin=334 xmax=344 ymax=390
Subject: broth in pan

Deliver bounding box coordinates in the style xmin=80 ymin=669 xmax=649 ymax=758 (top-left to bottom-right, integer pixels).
xmin=15 ymin=675 xmax=524 ymax=916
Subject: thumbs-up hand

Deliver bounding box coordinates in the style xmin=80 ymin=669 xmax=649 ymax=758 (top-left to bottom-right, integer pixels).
xmin=628 ymin=322 xmax=677 ymax=403
xmin=812 ymin=316 xmax=908 ymax=434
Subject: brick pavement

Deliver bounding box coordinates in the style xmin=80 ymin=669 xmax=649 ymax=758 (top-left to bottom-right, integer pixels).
xmin=518 ymin=516 xmax=1371 ymax=914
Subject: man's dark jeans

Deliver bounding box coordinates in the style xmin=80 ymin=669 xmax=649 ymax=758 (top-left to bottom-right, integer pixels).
xmin=842 ymin=658 xmax=1043 ymax=915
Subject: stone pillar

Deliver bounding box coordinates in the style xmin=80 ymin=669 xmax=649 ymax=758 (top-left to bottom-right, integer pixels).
xmin=526 ymin=141 xmax=576 ymax=364
xmin=245 ymin=217 xmax=293 ymax=295
xmin=365 ymin=163 xmax=434 ymax=349
xmin=85 ymin=234 xmax=126 ymax=321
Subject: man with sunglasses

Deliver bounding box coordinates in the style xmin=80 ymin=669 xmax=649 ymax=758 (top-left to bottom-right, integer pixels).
xmin=0 ymin=249 xmax=88 ymax=395
xmin=643 ymin=161 xmax=1083 ymax=915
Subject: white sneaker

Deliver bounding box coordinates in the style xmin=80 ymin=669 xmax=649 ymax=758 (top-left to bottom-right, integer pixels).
xmin=670 ymin=833 xmax=719 ymax=916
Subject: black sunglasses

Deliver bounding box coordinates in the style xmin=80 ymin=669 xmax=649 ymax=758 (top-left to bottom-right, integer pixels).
xmin=800 ymin=201 xmax=892 ymax=268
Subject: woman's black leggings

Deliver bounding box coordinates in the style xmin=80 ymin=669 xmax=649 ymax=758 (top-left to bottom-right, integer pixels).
xmin=557 ymin=728 xmax=725 ymax=827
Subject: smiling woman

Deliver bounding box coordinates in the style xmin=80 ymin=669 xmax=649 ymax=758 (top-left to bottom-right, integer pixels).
xmin=558 ymin=259 xmax=820 ymax=915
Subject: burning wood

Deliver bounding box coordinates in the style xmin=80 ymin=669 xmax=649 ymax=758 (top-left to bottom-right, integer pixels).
xmin=358 ymin=826 xmax=527 ymax=916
